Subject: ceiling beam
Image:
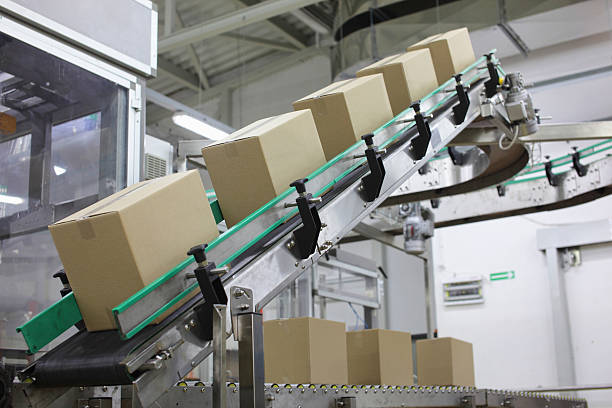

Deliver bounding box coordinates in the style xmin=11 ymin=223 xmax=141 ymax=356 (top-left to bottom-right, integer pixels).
xmin=147 ymin=45 xmax=326 ymax=125
xmin=175 ymin=6 xmax=210 ymax=88
xmin=221 ymin=32 xmax=298 ymax=52
xmin=233 ymin=0 xmax=309 ymax=49
xmin=158 ymin=0 xmax=322 ymax=53
xmin=290 ymin=9 xmax=329 ymax=34
xmin=157 ymin=57 xmax=203 ymax=92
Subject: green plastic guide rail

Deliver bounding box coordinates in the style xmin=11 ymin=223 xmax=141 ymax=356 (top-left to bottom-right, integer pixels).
xmin=16 ymin=293 xmax=81 ymax=354
xmin=16 ymin=50 xmax=517 ymax=349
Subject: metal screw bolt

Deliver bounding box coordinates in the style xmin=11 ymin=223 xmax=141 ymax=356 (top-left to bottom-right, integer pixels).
xmin=287 ymin=240 xmax=295 ymax=249
xmin=102 ymin=386 xmax=108 ymax=392
xmin=233 ymin=288 xmax=245 ymax=298
xmin=239 ymin=304 xmax=250 ymax=311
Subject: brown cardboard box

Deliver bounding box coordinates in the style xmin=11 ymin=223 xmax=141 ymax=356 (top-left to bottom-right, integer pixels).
xmin=416 ymin=337 xmax=475 ymax=386
xmin=49 ymin=170 xmax=219 ymax=331
xmin=407 ymin=27 xmax=476 ymax=84
xmin=293 ymin=74 xmax=393 ymax=160
xmin=356 ymin=50 xmax=438 ymax=116
xmin=347 ymin=329 xmax=413 ymax=385
xmin=264 ymin=317 xmax=348 ymax=384
xmin=201 ymin=110 xmax=326 ymax=227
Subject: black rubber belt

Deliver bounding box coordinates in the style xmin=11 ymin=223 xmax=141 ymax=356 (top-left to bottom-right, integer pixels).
xmin=26 ymin=89 xmax=467 ymax=387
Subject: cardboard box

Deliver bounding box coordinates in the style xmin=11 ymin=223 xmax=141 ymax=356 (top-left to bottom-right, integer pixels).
xmin=356 ymin=50 xmax=438 ymax=116
xmin=407 ymin=27 xmax=476 ymax=84
xmin=264 ymin=317 xmax=348 ymax=384
xmin=416 ymin=337 xmax=474 ymax=386
xmin=201 ymin=110 xmax=326 ymax=227
xmin=347 ymin=329 xmax=413 ymax=385
xmin=49 ymin=170 xmax=219 ymax=331
xmin=293 ymin=74 xmax=393 ymax=160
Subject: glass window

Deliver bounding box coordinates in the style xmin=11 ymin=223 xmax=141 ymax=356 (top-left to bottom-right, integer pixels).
xmin=0 ymin=31 xmax=129 ymax=352
xmin=0 ymin=134 xmax=30 ymax=217
xmin=50 ymin=112 xmax=102 ymax=204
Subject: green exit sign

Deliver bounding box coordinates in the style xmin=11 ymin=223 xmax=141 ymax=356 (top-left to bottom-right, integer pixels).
xmin=490 ymin=271 xmax=515 ymax=281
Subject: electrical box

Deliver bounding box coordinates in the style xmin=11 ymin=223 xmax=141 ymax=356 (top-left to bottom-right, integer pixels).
xmin=442 ymin=276 xmax=483 ymax=306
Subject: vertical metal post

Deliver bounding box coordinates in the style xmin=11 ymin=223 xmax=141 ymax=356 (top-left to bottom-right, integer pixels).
xmin=237 ymin=313 xmax=265 ymax=408
xmin=364 ymin=275 xmax=379 ymax=329
xmin=231 ymin=287 xmax=265 ymax=408
xmin=424 ymin=239 xmax=437 ymax=338
xmin=293 ymin=269 xmax=312 ymax=317
xmin=213 ymin=304 xmax=227 ymax=408
xmin=545 ymin=248 xmax=576 ymax=386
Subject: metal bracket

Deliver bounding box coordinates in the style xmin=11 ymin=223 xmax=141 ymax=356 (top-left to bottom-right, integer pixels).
xmin=571 ymin=147 xmax=588 ymax=177
xmin=187 ymin=244 xmax=229 ymax=341
xmin=285 ymin=178 xmax=322 ymax=259
xmin=452 ymin=74 xmax=471 ymax=125
xmin=230 ymin=286 xmax=254 ymax=341
xmin=460 ymin=395 xmax=475 ymax=408
xmin=544 ymin=157 xmax=561 ymax=187
xmin=358 ymin=133 xmax=386 ymax=202
xmin=406 ymin=101 xmax=432 ymax=160
xmin=484 ymin=52 xmax=500 ymax=98
xmin=447 ymin=146 xmax=465 ymax=166
xmin=337 ymin=396 xmax=358 ymax=408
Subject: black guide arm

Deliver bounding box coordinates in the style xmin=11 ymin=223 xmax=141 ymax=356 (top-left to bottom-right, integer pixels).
xmin=359 ymin=133 xmax=386 ymax=202
xmin=497 ymin=184 xmax=506 ymax=197
xmin=484 ymin=52 xmax=500 ymax=98
xmin=447 ymin=146 xmax=464 ymax=166
xmin=571 ymin=147 xmax=588 ymax=177
xmin=286 ymin=178 xmax=322 ymax=260
xmin=544 ymin=156 xmax=560 ymax=187
xmin=430 ymin=198 xmax=440 ymax=209
xmin=187 ymin=244 xmax=228 ymax=341
xmin=452 ymin=74 xmax=471 ymax=125
xmin=406 ymin=101 xmax=432 ymax=161
xmin=52 ymin=270 xmax=86 ymax=331
xmin=52 ymin=270 xmax=71 ymax=298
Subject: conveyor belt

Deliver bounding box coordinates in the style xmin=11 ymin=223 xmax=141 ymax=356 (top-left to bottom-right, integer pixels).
xmin=22 ymin=293 xmax=202 ymax=386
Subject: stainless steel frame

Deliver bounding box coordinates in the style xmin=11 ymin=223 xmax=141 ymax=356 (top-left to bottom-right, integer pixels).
xmin=14 ymin=383 xmax=587 ymax=408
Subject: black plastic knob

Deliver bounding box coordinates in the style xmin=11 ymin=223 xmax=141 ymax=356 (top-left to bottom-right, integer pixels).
xmin=361 ymin=133 xmax=374 ymax=146
xmin=290 ymin=178 xmax=309 ymax=194
xmin=484 ymin=52 xmax=494 ymax=61
xmin=188 ymin=244 xmax=208 ymax=264
xmin=410 ymin=100 xmax=421 ymax=113
xmin=454 ymin=73 xmax=463 ymax=82
xmin=53 ymin=270 xmax=69 ymax=285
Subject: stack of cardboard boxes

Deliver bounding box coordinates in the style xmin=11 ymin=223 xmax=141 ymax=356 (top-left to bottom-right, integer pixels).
xmin=48 ymin=27 xmax=475 ymax=333
xmin=263 ymin=317 xmax=475 ymax=387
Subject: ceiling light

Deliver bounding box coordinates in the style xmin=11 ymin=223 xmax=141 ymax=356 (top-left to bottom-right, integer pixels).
xmin=172 ymin=112 xmax=230 ymax=141
xmin=0 ymin=194 xmax=24 ymax=205
xmin=53 ymin=165 xmax=66 ymax=175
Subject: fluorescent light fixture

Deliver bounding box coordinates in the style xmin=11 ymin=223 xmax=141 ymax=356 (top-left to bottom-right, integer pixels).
xmin=172 ymin=112 xmax=230 ymax=141
xmin=0 ymin=194 xmax=24 ymax=205
xmin=53 ymin=165 xmax=66 ymax=175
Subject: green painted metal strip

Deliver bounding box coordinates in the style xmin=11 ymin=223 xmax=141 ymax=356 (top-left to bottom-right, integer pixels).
xmin=16 ymin=293 xmax=82 ymax=354
xmin=120 ymin=282 xmax=199 ymax=340
xmin=113 ymin=256 xmax=195 ymax=315
xmin=490 ymin=271 xmax=515 ymax=281
xmin=210 ymin=200 xmax=223 ymax=224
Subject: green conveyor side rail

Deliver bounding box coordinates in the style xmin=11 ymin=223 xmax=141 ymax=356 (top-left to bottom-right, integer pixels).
xmin=16 ymin=292 xmax=82 ymax=354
